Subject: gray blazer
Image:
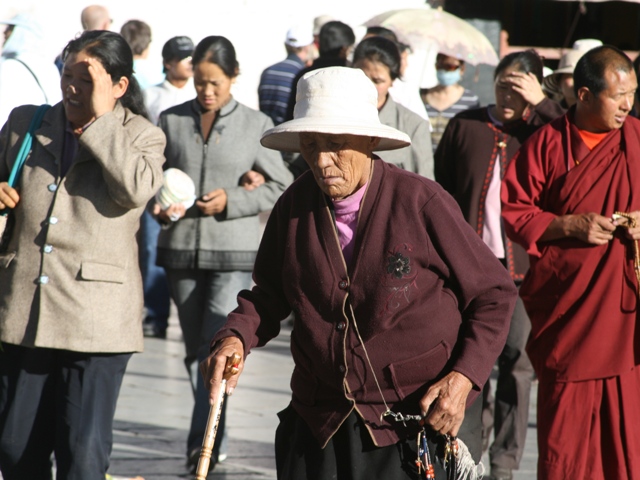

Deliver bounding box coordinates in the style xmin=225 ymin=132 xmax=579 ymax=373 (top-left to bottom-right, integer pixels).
xmin=156 ymin=98 xmax=293 ymax=271
xmin=0 ymin=102 xmax=166 ymax=353
xmin=377 ymin=96 xmax=434 ymax=179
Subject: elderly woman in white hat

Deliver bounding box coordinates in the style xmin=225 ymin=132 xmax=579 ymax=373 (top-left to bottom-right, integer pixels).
xmin=201 ymin=66 xmax=516 ymax=479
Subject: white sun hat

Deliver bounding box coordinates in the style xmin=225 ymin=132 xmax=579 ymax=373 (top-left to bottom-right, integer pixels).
xmin=260 ymin=67 xmax=411 ymax=153
xmin=156 ymin=168 xmax=196 ymax=211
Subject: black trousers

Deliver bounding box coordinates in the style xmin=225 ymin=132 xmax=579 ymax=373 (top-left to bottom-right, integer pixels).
xmin=0 ymin=343 xmax=131 ymax=480
xmin=275 ymin=401 xmax=483 ymax=480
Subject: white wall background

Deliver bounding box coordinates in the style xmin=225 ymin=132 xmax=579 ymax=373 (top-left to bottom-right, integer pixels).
xmin=1 ymin=0 xmax=438 ymax=110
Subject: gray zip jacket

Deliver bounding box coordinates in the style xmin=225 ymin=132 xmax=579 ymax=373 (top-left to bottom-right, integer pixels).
xmin=156 ymin=98 xmax=293 ymax=271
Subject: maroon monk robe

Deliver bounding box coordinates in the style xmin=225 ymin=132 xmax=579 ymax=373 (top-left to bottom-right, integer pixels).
xmin=501 ymin=110 xmax=640 ymax=382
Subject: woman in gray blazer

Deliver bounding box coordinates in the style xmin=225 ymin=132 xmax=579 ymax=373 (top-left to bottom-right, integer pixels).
xmin=154 ymin=35 xmax=292 ymax=473
xmin=0 ymin=31 xmax=165 ymax=479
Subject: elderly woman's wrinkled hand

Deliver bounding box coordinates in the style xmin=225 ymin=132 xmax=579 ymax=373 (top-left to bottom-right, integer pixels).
xmin=199 ymin=336 xmax=245 ymax=405
xmin=419 ymin=371 xmax=473 ymax=437
xmin=0 ymin=182 xmax=20 ymax=210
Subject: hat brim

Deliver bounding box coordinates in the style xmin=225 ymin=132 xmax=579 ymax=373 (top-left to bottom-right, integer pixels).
xmin=260 ymin=117 xmax=411 ymax=153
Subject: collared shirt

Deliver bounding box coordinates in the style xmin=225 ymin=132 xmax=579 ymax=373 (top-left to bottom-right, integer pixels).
xmin=258 ymin=53 xmax=305 ymax=126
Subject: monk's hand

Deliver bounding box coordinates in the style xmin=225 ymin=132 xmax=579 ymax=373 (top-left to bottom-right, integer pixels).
xmin=615 ymin=211 xmax=640 ymax=240
xmin=504 ymin=71 xmax=546 ymax=107
xmin=0 ymin=182 xmax=20 ymax=210
xmin=196 ymin=189 xmax=227 ymax=215
xmin=419 ymin=371 xmax=473 ymax=437
xmin=565 ymin=213 xmax=615 ymax=244
xmin=199 ymin=336 xmax=245 ymax=405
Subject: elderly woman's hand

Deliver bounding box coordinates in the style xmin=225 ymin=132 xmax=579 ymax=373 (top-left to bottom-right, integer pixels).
xmin=199 ymin=336 xmax=245 ymax=404
xmin=419 ymin=371 xmax=473 ymax=437
xmin=503 ymin=71 xmax=546 ymax=107
xmin=196 ymin=189 xmax=227 ymax=216
xmin=0 ymin=182 xmax=20 ymax=210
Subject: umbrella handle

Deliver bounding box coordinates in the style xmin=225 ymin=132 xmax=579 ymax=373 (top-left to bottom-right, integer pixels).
xmin=195 ymin=352 xmax=242 ymax=479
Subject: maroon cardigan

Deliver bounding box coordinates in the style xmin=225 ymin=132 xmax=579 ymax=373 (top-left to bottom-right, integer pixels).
xmin=214 ymin=159 xmax=516 ymax=448
xmin=434 ymin=98 xmax=566 ymax=281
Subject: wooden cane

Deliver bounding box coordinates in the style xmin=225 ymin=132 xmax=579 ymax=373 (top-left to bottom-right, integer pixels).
xmin=195 ymin=352 xmax=242 ymax=480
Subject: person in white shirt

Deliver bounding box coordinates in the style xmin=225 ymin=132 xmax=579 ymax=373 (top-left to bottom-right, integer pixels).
xmin=144 ymin=36 xmax=195 ymax=125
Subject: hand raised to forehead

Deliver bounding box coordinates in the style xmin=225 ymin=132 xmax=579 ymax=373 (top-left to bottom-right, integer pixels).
xmin=503 ymin=71 xmax=546 ymax=107
xmin=85 ymin=57 xmax=126 ymax=121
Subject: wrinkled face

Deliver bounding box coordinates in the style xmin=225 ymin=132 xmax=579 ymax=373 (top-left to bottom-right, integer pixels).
xmin=582 ymin=67 xmax=637 ymax=132
xmin=61 ymin=50 xmax=113 ymax=129
xmin=493 ymin=67 xmax=529 ymax=123
xmin=299 ymin=133 xmax=378 ymax=200
xmin=194 ymin=61 xmax=234 ymax=112
xmin=165 ymin=56 xmax=193 ymax=82
xmin=354 ymin=58 xmax=393 ymax=110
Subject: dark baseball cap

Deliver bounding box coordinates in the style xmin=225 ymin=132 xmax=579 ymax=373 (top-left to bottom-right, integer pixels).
xmin=162 ymin=36 xmax=194 ymax=62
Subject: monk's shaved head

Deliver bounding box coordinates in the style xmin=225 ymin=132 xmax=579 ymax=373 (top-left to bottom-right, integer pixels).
xmin=81 ymin=5 xmax=111 ymax=31
xmin=574 ymin=45 xmax=634 ymax=96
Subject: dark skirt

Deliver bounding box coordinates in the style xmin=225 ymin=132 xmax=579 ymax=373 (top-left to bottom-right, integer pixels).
xmin=275 ymin=404 xmax=477 ymax=480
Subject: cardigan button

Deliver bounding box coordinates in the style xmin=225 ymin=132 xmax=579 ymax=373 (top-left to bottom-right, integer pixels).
xmin=43 ymin=244 xmax=53 ymax=254
xmin=338 ymin=280 xmax=348 ymax=290
xmin=49 ymin=216 xmax=58 ymax=225
xmin=339 ymin=365 xmax=346 ymax=373
xmin=38 ymin=275 xmax=49 ymax=284
xmin=47 ymin=183 xmax=58 ymax=192
xmin=336 ymin=322 xmax=346 ymax=331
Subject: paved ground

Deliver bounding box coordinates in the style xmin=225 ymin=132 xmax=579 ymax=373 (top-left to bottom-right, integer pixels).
xmin=106 ymin=310 xmax=540 ymax=480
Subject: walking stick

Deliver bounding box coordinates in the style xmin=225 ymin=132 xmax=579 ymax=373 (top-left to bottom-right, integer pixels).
xmin=195 ymin=352 xmax=242 ymax=480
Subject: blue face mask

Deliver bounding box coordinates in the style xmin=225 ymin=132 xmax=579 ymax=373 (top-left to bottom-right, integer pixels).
xmin=436 ymin=69 xmax=462 ymax=86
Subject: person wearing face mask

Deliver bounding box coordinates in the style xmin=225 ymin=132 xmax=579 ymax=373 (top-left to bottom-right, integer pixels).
xmin=421 ymin=53 xmax=480 ymax=153
xmin=434 ymin=49 xmax=565 ymax=480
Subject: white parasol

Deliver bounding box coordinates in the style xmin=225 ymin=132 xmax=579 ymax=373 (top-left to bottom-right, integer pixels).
xmin=363 ymin=5 xmax=499 ymax=66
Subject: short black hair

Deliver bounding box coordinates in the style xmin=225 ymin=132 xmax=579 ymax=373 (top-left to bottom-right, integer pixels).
xmin=353 ymin=36 xmax=401 ymax=80
xmin=494 ymin=49 xmax=543 ymax=83
xmin=573 ymin=45 xmax=633 ymax=97
xmin=319 ymin=21 xmax=355 ymax=58
xmin=119 ymin=19 xmax=151 ymax=56
xmin=364 ymin=26 xmax=398 ymax=43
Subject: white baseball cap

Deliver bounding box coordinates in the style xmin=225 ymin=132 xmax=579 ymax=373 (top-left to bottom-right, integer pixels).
xmin=285 ymin=25 xmax=313 ymax=48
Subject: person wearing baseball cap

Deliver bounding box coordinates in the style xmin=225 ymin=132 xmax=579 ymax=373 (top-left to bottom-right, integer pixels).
xmin=258 ymin=24 xmax=314 ymax=126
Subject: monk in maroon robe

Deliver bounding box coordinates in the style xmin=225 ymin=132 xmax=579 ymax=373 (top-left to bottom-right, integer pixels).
xmin=501 ymin=46 xmax=640 ymax=479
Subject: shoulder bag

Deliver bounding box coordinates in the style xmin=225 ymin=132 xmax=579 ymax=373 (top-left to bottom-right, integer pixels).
xmin=0 ymin=104 xmax=51 ymax=252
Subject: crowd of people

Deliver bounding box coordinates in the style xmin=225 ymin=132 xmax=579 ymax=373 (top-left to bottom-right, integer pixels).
xmin=1 ymin=4 xmax=639 ymax=480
